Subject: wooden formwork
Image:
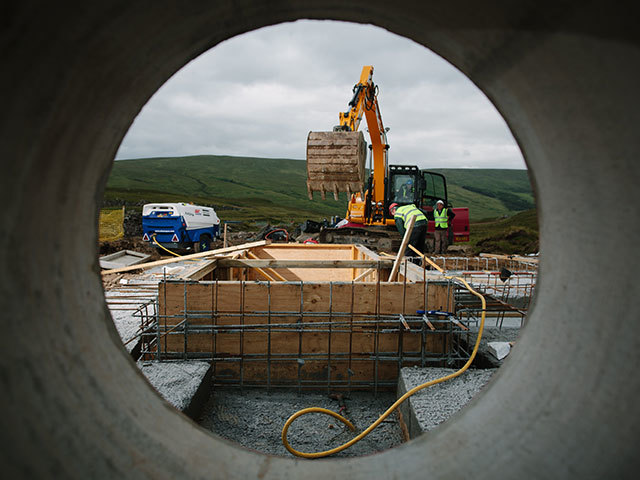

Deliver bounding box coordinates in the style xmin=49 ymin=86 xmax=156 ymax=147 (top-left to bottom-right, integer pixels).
xmin=156 ymin=279 xmax=456 ymax=390
xmin=220 ymin=244 xmax=391 ymax=283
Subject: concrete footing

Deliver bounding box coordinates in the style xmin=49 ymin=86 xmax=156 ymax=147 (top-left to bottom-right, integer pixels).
xmin=397 ymin=367 xmax=496 ymax=440
xmin=137 ymin=361 xmax=212 ymax=420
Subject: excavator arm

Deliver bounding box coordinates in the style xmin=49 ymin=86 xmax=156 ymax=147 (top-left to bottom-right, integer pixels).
xmin=336 ymin=66 xmax=378 ymax=133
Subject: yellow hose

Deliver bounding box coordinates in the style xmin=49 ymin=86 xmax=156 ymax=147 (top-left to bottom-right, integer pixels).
xmin=281 ymin=251 xmax=487 ymax=459
xmin=152 ymin=234 xmax=182 ymax=257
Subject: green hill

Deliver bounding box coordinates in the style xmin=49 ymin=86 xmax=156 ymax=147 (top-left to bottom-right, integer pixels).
xmin=429 ymin=168 xmax=535 ymax=220
xmin=104 ymin=155 xmax=535 ymax=225
xmin=468 ymin=209 xmax=539 ymax=254
xmin=105 ymin=155 xmax=344 ymax=224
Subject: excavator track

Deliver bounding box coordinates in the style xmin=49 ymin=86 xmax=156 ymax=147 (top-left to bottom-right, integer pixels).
xmin=318 ymin=225 xmax=439 ymax=253
xmin=318 ymin=226 xmax=402 ymax=252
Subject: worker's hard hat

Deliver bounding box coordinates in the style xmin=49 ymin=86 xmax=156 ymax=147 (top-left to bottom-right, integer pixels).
xmin=406 ymin=179 xmax=413 ymax=185
xmin=436 ymin=200 xmax=444 ymax=205
xmin=389 ymin=203 xmax=398 ymax=214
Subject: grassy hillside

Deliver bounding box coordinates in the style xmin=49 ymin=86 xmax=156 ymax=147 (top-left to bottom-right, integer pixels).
xmin=105 ymin=155 xmax=344 ymax=225
xmin=469 ymin=209 xmax=539 ymax=254
xmin=105 ymin=155 xmax=535 ymax=225
xmin=430 ymin=168 xmax=535 ymax=220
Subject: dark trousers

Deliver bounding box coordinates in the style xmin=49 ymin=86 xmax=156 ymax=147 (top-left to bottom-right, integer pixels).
xmin=405 ymin=223 xmax=426 ymax=256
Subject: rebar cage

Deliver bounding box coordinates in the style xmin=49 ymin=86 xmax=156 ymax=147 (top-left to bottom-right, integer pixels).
xmin=138 ymin=279 xmax=472 ymax=392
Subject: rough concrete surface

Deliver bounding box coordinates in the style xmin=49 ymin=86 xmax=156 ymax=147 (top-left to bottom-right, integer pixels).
xmin=198 ymin=389 xmax=405 ymax=457
xmin=398 ymin=367 xmax=496 ymax=436
xmin=138 ymin=361 xmax=211 ymax=411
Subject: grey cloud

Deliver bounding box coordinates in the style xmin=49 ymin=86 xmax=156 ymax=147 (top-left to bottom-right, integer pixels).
xmin=116 ymin=20 xmax=525 ymax=170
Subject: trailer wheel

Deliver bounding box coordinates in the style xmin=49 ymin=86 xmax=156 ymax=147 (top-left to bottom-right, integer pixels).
xmin=194 ymin=235 xmax=212 ymax=252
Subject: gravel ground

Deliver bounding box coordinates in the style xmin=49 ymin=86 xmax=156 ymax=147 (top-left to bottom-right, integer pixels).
xmin=471 ymin=324 xmax=521 ymax=347
xmin=105 ymin=289 xmax=156 ymax=353
xmin=138 ymin=361 xmax=211 ymax=411
xmin=198 ymin=389 xmax=405 ymax=457
xmin=107 ymin=293 xmax=145 ymax=353
xmin=399 ymin=367 xmax=496 ymax=433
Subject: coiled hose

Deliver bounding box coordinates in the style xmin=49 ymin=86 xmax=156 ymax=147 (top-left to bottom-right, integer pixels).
xmin=281 ymin=252 xmax=487 ymax=459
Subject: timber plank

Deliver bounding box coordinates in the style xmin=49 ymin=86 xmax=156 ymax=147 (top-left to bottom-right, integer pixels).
xmin=101 ymin=240 xmax=269 ymax=275
xmin=216 ymin=259 xmax=394 ymax=269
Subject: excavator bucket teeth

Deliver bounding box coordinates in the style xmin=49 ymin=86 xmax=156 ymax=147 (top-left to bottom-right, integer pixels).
xmin=306 ymin=131 xmax=366 ymax=200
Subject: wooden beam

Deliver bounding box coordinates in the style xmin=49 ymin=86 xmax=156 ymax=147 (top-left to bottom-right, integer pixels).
xmin=246 ymin=251 xmax=288 ymax=281
xmin=353 ymin=268 xmax=374 ymax=282
xmin=256 ymin=243 xmax=355 ymax=249
xmin=101 ymin=240 xmax=270 ymax=275
xmin=388 ymin=216 xmax=416 ymax=282
xmin=408 ymin=244 xmax=445 ymax=273
xmin=251 ymin=267 xmax=277 ymax=282
xmin=216 ymin=259 xmax=394 ymax=269
xmin=179 ymin=259 xmax=218 ymax=281
xmin=354 ymin=244 xmax=383 ymax=260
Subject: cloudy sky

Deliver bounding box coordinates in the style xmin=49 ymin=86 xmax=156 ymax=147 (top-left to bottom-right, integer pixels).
xmin=116 ymin=20 xmax=525 ymax=170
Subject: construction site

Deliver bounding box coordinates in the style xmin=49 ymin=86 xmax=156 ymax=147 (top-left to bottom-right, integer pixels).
xmin=5 ymin=2 xmax=639 ymax=478
xmin=102 ymin=237 xmax=537 ymax=456
xmin=96 ymin=64 xmax=542 ymax=458
xmin=93 ymin=61 xmax=547 ymax=460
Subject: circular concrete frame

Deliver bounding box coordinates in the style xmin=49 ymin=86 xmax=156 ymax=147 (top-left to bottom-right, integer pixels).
xmin=1 ymin=1 xmax=639 ymax=478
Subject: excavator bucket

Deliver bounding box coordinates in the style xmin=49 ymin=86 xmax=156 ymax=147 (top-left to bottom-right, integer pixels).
xmin=306 ymin=131 xmax=367 ymax=200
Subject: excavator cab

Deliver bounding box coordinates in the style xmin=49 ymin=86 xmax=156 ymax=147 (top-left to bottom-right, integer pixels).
xmin=385 ymin=167 xmax=454 ymax=218
xmin=389 ymin=174 xmax=417 ymax=203
xmin=420 ymin=171 xmax=448 ymax=208
xmin=385 ymin=165 xmax=426 ymax=214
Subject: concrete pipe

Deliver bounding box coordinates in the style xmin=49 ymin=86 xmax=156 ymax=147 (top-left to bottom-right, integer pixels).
xmin=1 ymin=1 xmax=638 ymax=478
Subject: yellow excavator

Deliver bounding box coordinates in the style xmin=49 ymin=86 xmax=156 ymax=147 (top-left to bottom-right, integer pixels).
xmin=306 ymin=66 xmax=469 ymax=251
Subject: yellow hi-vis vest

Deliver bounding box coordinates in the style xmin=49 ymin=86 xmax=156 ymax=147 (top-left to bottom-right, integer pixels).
xmin=394 ymin=204 xmax=427 ymax=224
xmin=434 ymin=208 xmax=448 ymax=228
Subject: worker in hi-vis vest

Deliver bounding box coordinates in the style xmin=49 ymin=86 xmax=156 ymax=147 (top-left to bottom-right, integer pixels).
xmin=428 ymin=199 xmax=455 ymax=254
xmin=389 ymin=203 xmax=427 ymax=256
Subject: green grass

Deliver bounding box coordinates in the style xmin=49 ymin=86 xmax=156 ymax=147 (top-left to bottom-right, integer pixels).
xmin=105 ymin=155 xmax=346 ymax=226
xmin=467 ymin=209 xmax=539 ymax=255
xmin=429 ymin=168 xmax=536 ymax=220
xmin=105 ymin=155 xmax=536 ymax=226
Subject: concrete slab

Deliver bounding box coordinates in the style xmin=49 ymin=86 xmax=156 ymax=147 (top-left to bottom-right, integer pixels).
xmin=99 ymin=249 xmax=151 ymax=269
xmin=138 ymin=361 xmax=212 ymax=418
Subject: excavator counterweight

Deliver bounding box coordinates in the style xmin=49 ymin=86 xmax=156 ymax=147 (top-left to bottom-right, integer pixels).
xmin=306 ymin=131 xmax=367 ymax=200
